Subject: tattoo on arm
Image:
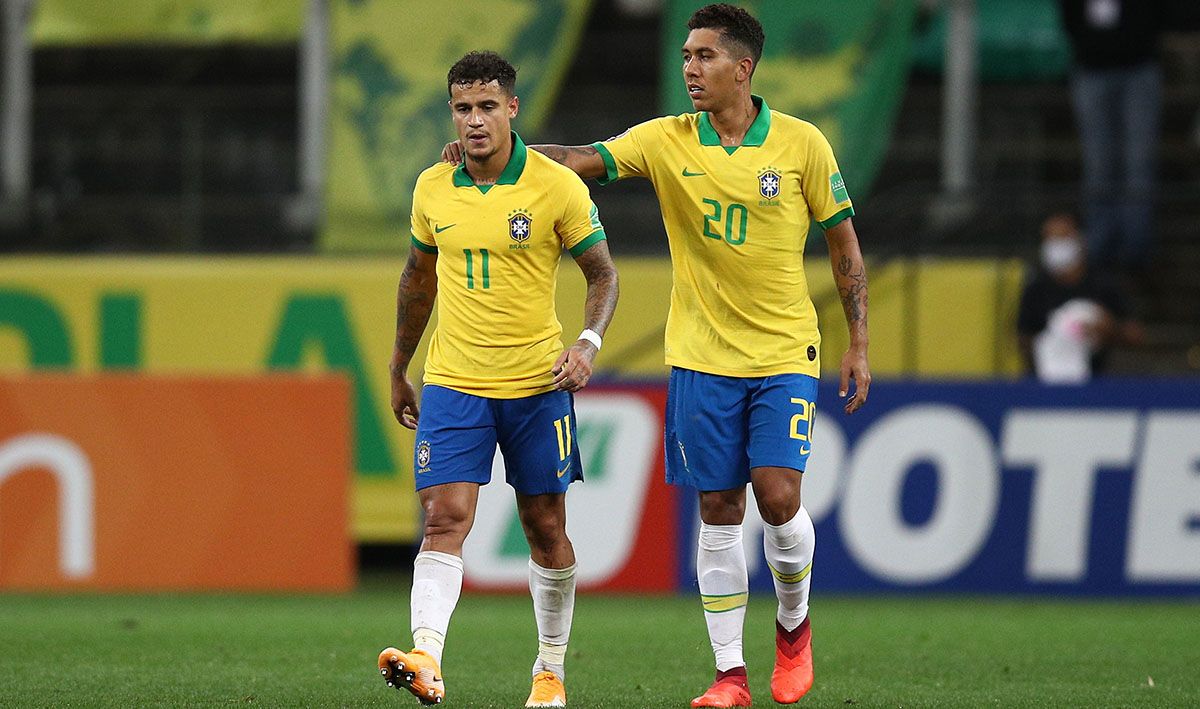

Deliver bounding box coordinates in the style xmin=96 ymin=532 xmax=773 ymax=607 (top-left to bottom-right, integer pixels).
xmin=531 ymin=144 xmax=603 ymax=178
xmin=533 ymin=144 xmax=597 ymax=165
xmin=392 ymin=250 xmax=437 ymax=370
xmin=836 ymin=252 xmax=868 ymax=326
xmin=573 ymin=242 xmax=619 ymax=337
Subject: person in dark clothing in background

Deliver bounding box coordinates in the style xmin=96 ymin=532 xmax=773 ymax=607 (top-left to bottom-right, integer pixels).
xmin=1018 ymin=213 xmax=1145 ymax=382
xmin=1058 ymin=0 xmax=1165 ymax=276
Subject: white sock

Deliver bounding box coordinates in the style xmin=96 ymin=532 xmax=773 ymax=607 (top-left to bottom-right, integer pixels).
xmin=762 ymin=506 xmax=815 ymax=631
xmin=697 ymin=523 xmax=748 ymax=672
xmin=410 ymin=550 xmax=464 ymax=666
xmin=529 ymin=559 xmax=576 ymax=680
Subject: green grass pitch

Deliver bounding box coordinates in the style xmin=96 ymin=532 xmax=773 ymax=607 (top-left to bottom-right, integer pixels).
xmin=2 ymin=574 xmax=1197 ymax=707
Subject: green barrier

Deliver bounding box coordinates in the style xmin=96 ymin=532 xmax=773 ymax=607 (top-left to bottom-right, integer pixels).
xmin=323 ymin=0 xmax=592 ymax=252
xmin=910 ymin=0 xmax=1070 ymax=81
xmin=32 ymin=0 xmax=303 ymax=44
xmin=662 ymin=0 xmax=917 ymax=199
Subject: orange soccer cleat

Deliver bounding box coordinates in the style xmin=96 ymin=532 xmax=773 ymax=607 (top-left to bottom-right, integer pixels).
xmin=771 ymin=618 xmax=814 ymax=704
xmin=690 ymin=667 xmax=752 ymax=708
xmin=525 ymin=670 xmax=567 ymax=707
xmin=378 ymin=647 xmax=445 ymax=705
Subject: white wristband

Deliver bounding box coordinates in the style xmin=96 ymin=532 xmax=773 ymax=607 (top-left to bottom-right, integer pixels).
xmin=577 ymin=328 xmax=603 ymax=350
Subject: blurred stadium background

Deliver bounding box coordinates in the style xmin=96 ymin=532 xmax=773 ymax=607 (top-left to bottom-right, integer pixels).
xmin=2 ymin=0 xmax=1199 ymax=706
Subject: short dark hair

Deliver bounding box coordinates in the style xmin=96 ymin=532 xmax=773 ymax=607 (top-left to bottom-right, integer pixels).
xmin=687 ymin=4 xmax=765 ymax=72
xmin=446 ymin=51 xmax=517 ymax=96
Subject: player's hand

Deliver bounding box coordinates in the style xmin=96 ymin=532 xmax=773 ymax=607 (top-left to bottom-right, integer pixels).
xmin=551 ymin=342 xmax=597 ymax=392
xmin=839 ymin=345 xmax=871 ymax=414
xmin=441 ymin=140 xmax=464 ymax=164
xmin=390 ymin=369 xmax=420 ymax=429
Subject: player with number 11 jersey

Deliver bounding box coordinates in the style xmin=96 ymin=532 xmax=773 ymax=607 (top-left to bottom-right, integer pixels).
xmin=382 ymin=50 xmax=618 ymax=709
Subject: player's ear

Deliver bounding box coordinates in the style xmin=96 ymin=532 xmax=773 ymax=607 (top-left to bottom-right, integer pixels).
xmin=736 ymin=57 xmax=754 ymax=83
xmin=508 ymin=94 xmax=519 ymax=119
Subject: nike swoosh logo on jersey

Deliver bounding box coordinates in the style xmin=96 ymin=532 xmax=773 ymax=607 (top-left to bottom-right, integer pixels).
xmin=681 ymin=167 xmax=706 ymax=177
xmin=799 ymin=446 xmax=811 ymax=456
xmin=434 ymin=223 xmax=456 ymax=233
xmin=557 ymin=464 xmax=571 ymax=478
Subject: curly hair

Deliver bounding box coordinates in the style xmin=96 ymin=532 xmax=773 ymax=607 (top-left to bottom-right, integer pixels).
xmin=446 ymin=51 xmax=517 ymax=96
xmin=687 ymin=4 xmax=765 ymax=70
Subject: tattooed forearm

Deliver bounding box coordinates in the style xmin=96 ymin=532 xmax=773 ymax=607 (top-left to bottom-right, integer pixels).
xmin=573 ymin=240 xmax=619 ymax=338
xmin=391 ymin=250 xmax=437 ymax=372
xmin=531 ymin=144 xmax=605 ymax=179
xmin=826 ymin=220 xmax=869 ymax=347
xmin=837 ymin=254 xmax=868 ymax=324
xmin=530 ymin=144 xmax=586 ymax=164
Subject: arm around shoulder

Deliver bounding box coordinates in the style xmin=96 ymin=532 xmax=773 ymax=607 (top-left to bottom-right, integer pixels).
xmin=530 ymin=143 xmax=607 ymax=180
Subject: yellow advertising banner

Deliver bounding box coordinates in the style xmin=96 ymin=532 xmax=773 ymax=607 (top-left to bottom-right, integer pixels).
xmin=0 ymin=255 xmax=666 ymax=542
xmin=0 ymin=255 xmax=1022 ymax=541
xmin=0 ymin=257 xmax=417 ymax=541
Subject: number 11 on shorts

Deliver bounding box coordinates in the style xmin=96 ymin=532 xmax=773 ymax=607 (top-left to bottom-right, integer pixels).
xmin=553 ymin=414 xmax=573 ymax=460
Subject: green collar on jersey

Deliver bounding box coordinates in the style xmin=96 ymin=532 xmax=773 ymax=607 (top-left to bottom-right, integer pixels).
xmin=698 ymin=95 xmax=771 ymax=152
xmin=453 ymin=130 xmax=528 ymax=192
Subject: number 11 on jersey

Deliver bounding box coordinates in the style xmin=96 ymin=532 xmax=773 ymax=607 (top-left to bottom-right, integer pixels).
xmin=463 ymin=248 xmax=490 ymax=289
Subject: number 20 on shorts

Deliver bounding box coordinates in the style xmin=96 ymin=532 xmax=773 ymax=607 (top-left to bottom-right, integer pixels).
xmin=789 ymin=397 xmax=816 ymax=452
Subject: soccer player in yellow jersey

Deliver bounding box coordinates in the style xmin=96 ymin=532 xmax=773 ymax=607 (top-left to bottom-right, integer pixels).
xmin=378 ymin=51 xmax=618 ymax=708
xmin=443 ymin=5 xmax=870 ymax=706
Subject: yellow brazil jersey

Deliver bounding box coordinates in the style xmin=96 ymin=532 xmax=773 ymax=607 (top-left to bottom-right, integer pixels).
xmin=410 ymin=132 xmax=606 ymax=398
xmin=593 ymin=95 xmax=853 ymax=378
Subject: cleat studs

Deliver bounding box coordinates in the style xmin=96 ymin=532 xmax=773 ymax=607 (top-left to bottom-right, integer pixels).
xmin=380 ymin=668 xmax=388 ymax=676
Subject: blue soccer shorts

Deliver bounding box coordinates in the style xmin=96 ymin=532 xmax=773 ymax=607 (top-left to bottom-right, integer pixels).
xmin=412 ymin=385 xmax=583 ymax=495
xmin=664 ymin=367 xmax=819 ymax=491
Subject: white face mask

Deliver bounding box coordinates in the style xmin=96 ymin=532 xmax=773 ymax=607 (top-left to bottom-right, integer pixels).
xmin=1041 ymin=236 xmax=1083 ymax=276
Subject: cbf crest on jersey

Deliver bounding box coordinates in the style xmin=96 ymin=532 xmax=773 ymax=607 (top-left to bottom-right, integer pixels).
xmin=758 ymin=167 xmax=782 ymax=206
xmin=508 ymin=209 xmax=533 ymax=243
xmin=416 ymin=440 xmax=431 ymax=472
